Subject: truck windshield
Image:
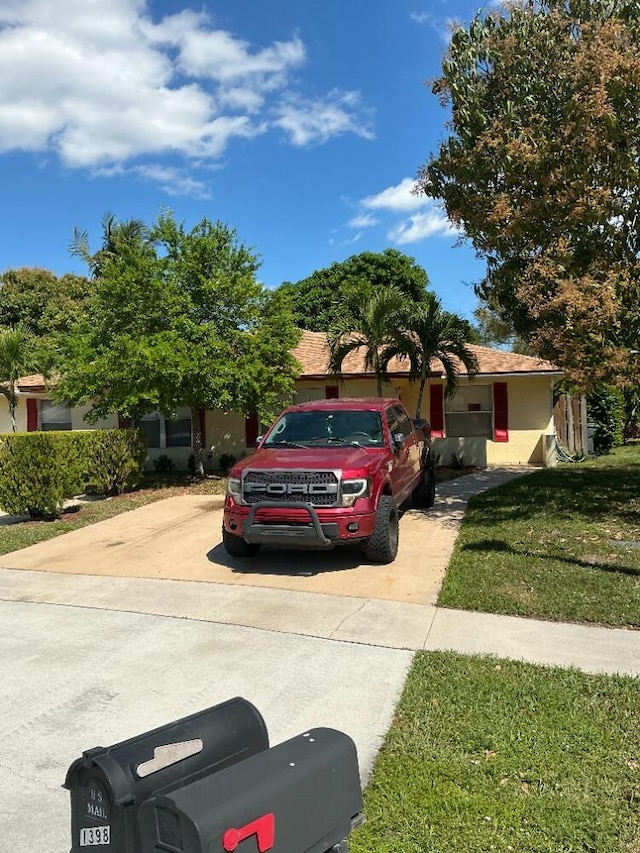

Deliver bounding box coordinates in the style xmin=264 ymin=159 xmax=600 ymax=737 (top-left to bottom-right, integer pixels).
xmin=264 ymin=410 xmax=385 ymax=448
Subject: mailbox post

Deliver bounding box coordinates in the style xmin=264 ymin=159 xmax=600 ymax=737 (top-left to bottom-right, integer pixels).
xmin=64 ymin=697 xmax=268 ymax=853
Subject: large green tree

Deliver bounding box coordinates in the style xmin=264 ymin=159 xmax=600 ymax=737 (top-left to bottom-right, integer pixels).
xmin=57 ymin=212 xmax=301 ymax=468
xmin=280 ymin=249 xmax=430 ymax=331
xmin=418 ymin=0 xmax=640 ymax=387
xmin=0 ymin=266 xmax=93 ymax=337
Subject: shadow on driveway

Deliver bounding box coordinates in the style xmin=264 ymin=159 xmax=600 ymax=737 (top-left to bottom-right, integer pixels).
xmin=206 ymin=541 xmax=367 ymax=576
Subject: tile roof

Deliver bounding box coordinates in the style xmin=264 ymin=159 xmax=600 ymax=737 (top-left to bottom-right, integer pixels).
xmin=17 ymin=374 xmax=47 ymax=391
xmin=292 ymin=329 xmax=560 ymax=378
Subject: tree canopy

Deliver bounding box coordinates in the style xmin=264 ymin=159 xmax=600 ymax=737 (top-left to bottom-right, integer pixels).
xmin=56 ymin=212 xmax=301 ymax=427
xmin=418 ymin=0 xmax=640 ymax=387
xmin=386 ymin=292 xmax=479 ymax=418
xmin=279 ymin=249 xmax=430 ymax=331
xmin=328 ymin=287 xmax=478 ymax=415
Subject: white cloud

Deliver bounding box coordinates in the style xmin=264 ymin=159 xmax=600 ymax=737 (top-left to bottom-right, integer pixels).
xmin=0 ymin=0 xmax=373 ymax=191
xmin=274 ymin=90 xmax=375 ymax=146
xmin=348 ymin=212 xmax=378 ymax=229
xmin=410 ymin=11 xmax=431 ymax=24
xmin=131 ymin=165 xmax=212 ymax=198
xmin=347 ymin=177 xmax=461 ymax=245
xmin=361 ymin=177 xmax=427 ymax=212
xmin=388 ymin=210 xmax=461 ymax=244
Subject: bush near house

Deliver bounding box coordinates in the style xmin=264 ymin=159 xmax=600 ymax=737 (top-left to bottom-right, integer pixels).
xmin=0 ymin=428 xmax=146 ymax=517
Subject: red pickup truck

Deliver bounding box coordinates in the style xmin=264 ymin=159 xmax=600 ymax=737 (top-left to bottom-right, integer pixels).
xmin=222 ymin=398 xmax=435 ymax=564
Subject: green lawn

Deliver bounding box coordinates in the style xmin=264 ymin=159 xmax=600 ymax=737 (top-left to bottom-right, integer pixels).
xmin=0 ymin=475 xmax=226 ymax=557
xmin=352 ymin=651 xmax=640 ymax=853
xmin=437 ymin=445 xmax=640 ymax=628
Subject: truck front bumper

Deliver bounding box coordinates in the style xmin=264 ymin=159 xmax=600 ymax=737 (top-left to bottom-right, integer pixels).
xmin=224 ymin=501 xmax=377 ymax=549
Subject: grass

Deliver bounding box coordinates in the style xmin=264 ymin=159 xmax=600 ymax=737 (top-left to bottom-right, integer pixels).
xmin=437 ymin=444 xmax=640 ymax=628
xmin=0 ymin=474 xmax=227 ymax=557
xmin=351 ymin=651 xmax=640 ymax=853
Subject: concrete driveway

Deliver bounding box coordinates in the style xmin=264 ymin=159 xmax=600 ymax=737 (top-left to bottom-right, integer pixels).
xmin=1 ymin=468 xmax=527 ymax=604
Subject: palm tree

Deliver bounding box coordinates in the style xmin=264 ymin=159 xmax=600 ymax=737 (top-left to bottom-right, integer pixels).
xmin=328 ymin=286 xmax=406 ymax=397
xmin=70 ymin=212 xmax=148 ymax=279
xmin=0 ymin=326 xmax=37 ymax=432
xmin=387 ymin=292 xmax=479 ymax=418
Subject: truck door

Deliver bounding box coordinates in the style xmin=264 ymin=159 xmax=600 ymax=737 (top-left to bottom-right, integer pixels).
xmin=385 ymin=406 xmax=410 ymax=501
xmin=394 ymin=406 xmax=421 ymax=493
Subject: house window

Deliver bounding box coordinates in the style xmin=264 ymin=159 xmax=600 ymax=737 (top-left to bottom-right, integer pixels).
xmin=293 ymin=387 xmax=325 ymax=404
xmin=40 ymin=400 xmax=72 ymax=431
xmin=445 ymin=385 xmax=493 ymax=438
xmin=139 ymin=408 xmax=192 ymax=448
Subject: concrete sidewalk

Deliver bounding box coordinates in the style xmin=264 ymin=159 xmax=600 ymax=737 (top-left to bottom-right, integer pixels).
xmin=2 ymin=567 xmax=638 ymax=676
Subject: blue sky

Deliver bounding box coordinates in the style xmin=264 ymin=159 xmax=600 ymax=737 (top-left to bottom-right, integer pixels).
xmin=0 ymin=0 xmax=495 ymax=322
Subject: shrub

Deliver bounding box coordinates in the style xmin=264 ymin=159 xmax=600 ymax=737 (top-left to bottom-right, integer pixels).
xmin=152 ymin=454 xmax=175 ymax=474
xmin=0 ymin=428 xmax=146 ymax=517
xmin=587 ymin=384 xmax=625 ymax=455
xmin=0 ymin=432 xmax=83 ymax=517
xmin=84 ymin=429 xmax=147 ymax=494
xmin=218 ymin=452 xmax=236 ymax=475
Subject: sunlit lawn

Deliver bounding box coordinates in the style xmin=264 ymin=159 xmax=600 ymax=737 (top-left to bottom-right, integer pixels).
xmin=352 ymin=651 xmax=640 ymax=853
xmin=438 ymin=445 xmax=640 ymax=628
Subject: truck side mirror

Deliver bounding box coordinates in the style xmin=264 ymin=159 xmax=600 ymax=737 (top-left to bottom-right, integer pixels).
xmin=392 ymin=432 xmax=405 ymax=451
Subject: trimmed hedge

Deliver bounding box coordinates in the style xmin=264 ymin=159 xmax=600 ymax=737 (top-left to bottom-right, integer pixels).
xmin=0 ymin=428 xmax=147 ymax=517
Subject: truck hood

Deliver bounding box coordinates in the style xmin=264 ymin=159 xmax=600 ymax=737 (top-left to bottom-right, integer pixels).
xmin=232 ymin=445 xmax=384 ymax=475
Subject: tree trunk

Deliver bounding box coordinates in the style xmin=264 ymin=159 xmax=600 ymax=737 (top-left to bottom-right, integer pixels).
xmin=415 ymin=368 xmax=428 ymax=419
xmin=191 ymin=406 xmax=205 ymax=478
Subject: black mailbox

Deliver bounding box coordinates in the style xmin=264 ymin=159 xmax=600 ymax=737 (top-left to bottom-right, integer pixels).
xmin=138 ymin=727 xmax=364 ymax=853
xmin=64 ymin=697 xmax=269 ymax=853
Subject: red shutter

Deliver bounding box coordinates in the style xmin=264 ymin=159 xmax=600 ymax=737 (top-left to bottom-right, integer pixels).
xmin=325 ymin=385 xmax=339 ymax=399
xmin=493 ymin=382 xmax=509 ymax=442
xmin=429 ymin=385 xmax=445 ymax=438
xmin=117 ymin=415 xmax=132 ymax=429
xmin=26 ymin=398 xmax=38 ymax=432
xmin=245 ymin=412 xmax=259 ymax=447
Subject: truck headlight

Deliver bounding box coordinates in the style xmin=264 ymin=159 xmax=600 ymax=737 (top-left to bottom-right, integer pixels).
xmin=227 ymin=477 xmax=242 ymax=502
xmin=341 ymin=478 xmax=369 ymax=507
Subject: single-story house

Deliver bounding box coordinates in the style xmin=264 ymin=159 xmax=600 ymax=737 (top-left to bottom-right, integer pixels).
xmin=3 ymin=330 xmax=563 ymax=469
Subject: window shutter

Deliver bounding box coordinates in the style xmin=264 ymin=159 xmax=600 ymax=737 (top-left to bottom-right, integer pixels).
xmin=245 ymin=412 xmax=259 ymax=447
xmin=118 ymin=415 xmax=131 ymax=429
xmin=493 ymin=382 xmax=509 ymax=442
xmin=429 ymin=385 xmax=445 ymax=438
xmin=26 ymin=398 xmax=38 ymax=431
xmin=325 ymin=385 xmax=339 ymax=399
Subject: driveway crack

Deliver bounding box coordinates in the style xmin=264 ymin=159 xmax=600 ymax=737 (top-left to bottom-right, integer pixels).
xmin=330 ymin=600 xmax=367 ymax=639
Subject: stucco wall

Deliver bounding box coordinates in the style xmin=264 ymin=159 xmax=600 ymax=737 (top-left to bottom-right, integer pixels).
xmin=0 ymin=396 xmax=117 ymax=434
xmin=204 ymin=410 xmax=250 ymax=470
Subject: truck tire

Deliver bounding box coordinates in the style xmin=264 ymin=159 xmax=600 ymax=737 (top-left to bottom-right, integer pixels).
xmin=412 ymin=458 xmax=436 ymax=509
xmin=363 ymin=495 xmax=399 ymax=563
xmin=222 ymin=527 xmax=260 ymax=557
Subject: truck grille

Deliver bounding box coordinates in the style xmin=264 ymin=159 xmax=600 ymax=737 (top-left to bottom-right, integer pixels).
xmin=242 ymin=470 xmax=340 ymax=507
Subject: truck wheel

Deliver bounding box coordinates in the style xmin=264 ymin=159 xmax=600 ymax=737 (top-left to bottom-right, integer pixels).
xmin=412 ymin=459 xmax=436 ymax=509
xmin=222 ymin=527 xmax=260 ymax=557
xmin=363 ymin=495 xmax=399 ymax=563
